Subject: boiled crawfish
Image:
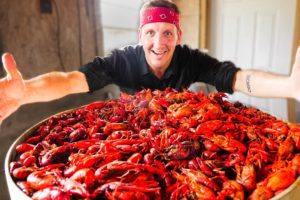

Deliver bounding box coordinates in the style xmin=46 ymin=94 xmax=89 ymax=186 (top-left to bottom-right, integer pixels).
xmin=9 ymin=88 xmax=300 ymax=200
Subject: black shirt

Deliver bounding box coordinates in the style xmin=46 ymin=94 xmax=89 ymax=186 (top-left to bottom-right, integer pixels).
xmin=79 ymin=44 xmax=240 ymax=94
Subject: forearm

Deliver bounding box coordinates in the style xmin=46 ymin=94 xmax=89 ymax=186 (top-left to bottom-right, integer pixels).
xmin=22 ymin=71 xmax=89 ymax=105
xmin=233 ymin=70 xmax=294 ymax=99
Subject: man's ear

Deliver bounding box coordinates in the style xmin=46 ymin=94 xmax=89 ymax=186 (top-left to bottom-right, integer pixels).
xmin=176 ymin=27 xmax=183 ymax=45
xmin=138 ymin=28 xmax=142 ymax=43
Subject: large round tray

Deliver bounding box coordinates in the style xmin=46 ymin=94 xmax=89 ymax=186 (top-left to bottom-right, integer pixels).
xmin=4 ymin=108 xmax=300 ymax=200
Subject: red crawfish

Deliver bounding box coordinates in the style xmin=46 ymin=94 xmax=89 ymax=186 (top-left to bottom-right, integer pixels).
xmin=206 ymin=134 xmax=247 ymax=153
xmin=236 ymin=164 xmax=256 ymax=192
xmin=218 ymin=180 xmax=244 ymax=200
xmin=39 ymin=144 xmax=72 ymax=166
xmin=91 ymin=180 xmax=161 ymax=200
xmin=32 ymin=186 xmax=71 ymax=200
xmin=27 ymin=170 xmax=59 ymax=190
xmin=172 ymin=170 xmax=217 ymax=200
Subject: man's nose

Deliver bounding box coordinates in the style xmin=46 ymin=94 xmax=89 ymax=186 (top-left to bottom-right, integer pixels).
xmin=153 ymin=33 xmax=165 ymax=46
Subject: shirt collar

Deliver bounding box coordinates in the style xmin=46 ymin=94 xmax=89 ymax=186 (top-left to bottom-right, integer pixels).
xmin=140 ymin=48 xmax=150 ymax=75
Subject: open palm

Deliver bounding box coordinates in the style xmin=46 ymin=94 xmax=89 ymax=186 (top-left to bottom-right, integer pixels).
xmin=0 ymin=53 xmax=25 ymax=123
xmin=290 ymin=47 xmax=300 ymax=101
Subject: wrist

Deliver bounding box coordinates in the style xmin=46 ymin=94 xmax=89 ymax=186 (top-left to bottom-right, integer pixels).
xmin=289 ymin=77 xmax=299 ymax=100
xmin=20 ymin=80 xmax=31 ymax=105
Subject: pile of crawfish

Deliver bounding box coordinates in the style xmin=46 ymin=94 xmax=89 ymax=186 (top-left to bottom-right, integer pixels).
xmin=9 ymin=88 xmax=300 ymax=200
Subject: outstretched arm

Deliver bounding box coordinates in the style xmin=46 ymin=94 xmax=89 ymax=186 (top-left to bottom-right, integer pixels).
xmin=0 ymin=53 xmax=89 ymax=123
xmin=233 ymin=47 xmax=300 ymax=101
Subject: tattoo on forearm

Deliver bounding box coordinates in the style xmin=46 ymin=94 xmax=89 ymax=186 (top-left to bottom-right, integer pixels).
xmin=246 ymin=74 xmax=251 ymax=93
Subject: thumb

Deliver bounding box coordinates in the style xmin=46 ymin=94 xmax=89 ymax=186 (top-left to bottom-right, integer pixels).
xmin=294 ymin=46 xmax=300 ymax=68
xmin=2 ymin=53 xmax=22 ymax=80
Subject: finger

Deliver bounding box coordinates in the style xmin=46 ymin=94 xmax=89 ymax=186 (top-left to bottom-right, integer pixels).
xmin=294 ymin=46 xmax=300 ymax=67
xmin=1 ymin=53 xmax=22 ymax=80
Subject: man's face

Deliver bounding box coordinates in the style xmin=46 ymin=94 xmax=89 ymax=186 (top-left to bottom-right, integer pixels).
xmin=139 ymin=22 xmax=182 ymax=74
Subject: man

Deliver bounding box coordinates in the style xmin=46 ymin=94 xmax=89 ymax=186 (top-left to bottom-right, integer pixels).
xmin=0 ymin=0 xmax=299 ymax=123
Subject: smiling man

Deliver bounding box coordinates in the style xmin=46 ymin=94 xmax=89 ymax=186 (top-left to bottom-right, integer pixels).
xmin=138 ymin=6 xmax=182 ymax=79
xmin=79 ymin=0 xmax=239 ymax=94
xmin=0 ymin=0 xmax=300 ymax=123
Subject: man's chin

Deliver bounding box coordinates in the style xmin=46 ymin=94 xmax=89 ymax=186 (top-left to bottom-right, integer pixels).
xmin=150 ymin=63 xmax=167 ymax=71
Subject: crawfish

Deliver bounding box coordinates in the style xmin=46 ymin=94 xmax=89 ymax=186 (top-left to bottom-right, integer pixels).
xmin=95 ymin=161 xmax=141 ymax=180
xmin=236 ymin=164 xmax=256 ymax=192
xmin=32 ymin=186 xmax=71 ymax=200
xmin=172 ymin=170 xmax=217 ymax=200
xmin=85 ymin=101 xmax=106 ymax=110
xmin=195 ymin=120 xmax=223 ymax=137
xmin=16 ymin=181 xmax=34 ymax=196
xmin=239 ymin=124 xmax=257 ymax=141
xmin=103 ymin=122 xmax=129 ymax=135
xmin=207 ymin=134 xmax=247 ymax=153
xmin=188 ymin=157 xmax=215 ymax=176
xmin=12 ymin=166 xmax=36 ymax=179
xmin=203 ymin=139 xmax=221 ymax=151
xmin=72 ymin=139 xmax=101 ymax=150
xmin=70 ymin=168 xmax=97 ymax=191
xmin=224 ymin=152 xmax=245 ymax=167
xmin=181 ymin=168 xmax=220 ymax=192
xmin=165 ymin=89 xmax=196 ymax=102
xmin=110 ymin=191 xmax=151 ymax=200
xmin=106 ymin=130 xmax=136 ymax=140
xmin=167 ymin=102 xmax=194 ymax=119
xmin=91 ymin=180 xmax=160 ymax=200
xmin=218 ymin=180 xmax=244 ymax=200
xmin=150 ymin=112 xmax=167 ymax=131
xmin=166 ymin=160 xmax=188 ymax=171
xmin=95 ymin=161 xmax=166 ymax=181
xmin=127 ymin=152 xmax=143 ymax=163
xmin=27 ymin=170 xmax=59 ymax=190
xmin=265 ymin=168 xmax=296 ymax=191
xmin=257 ymin=131 xmax=279 ymax=151
xmin=263 ymin=120 xmax=289 ymax=142
xmin=149 ymin=97 xmax=166 ymax=113
xmin=109 ymin=138 xmax=150 ymax=154
xmin=63 ymin=178 xmax=90 ymax=197
xmin=165 ymin=140 xmax=197 ymax=160
xmin=39 ymin=144 xmax=71 ymax=166
xmin=291 ymin=153 xmax=300 ymax=175
xmin=194 ymin=102 xmax=223 ymax=122
xmin=289 ymin=124 xmax=300 ymax=150
xmin=245 ymin=140 xmax=269 ymax=168
xmin=15 ymin=143 xmax=35 ymax=153
xmin=69 ymin=128 xmax=87 ymax=142
xmin=9 ymin=161 xmax=22 ymax=174
xmin=248 ymin=185 xmax=273 ymax=200
xmin=277 ymin=138 xmax=295 ymax=160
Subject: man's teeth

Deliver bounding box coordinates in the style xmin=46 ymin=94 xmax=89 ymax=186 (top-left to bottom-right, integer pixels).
xmin=152 ymin=50 xmax=166 ymax=55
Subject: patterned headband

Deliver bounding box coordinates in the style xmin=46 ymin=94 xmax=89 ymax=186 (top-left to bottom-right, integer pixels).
xmin=139 ymin=7 xmax=180 ymax=29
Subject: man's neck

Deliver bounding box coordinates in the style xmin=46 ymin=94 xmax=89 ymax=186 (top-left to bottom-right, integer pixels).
xmin=150 ymin=68 xmax=165 ymax=79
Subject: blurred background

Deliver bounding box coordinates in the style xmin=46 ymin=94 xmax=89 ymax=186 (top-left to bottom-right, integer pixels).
xmin=0 ymin=0 xmax=299 ymax=199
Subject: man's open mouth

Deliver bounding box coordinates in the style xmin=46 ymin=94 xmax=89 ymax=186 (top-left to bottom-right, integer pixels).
xmin=151 ymin=50 xmax=167 ymax=57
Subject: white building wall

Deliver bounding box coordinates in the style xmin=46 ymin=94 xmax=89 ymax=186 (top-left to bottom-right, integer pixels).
xmin=100 ymin=0 xmax=143 ymax=55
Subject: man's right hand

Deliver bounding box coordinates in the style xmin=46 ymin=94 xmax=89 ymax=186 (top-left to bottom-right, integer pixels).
xmin=0 ymin=53 xmax=25 ymax=123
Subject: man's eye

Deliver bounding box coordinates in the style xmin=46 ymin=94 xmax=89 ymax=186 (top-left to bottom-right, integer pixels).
xmin=146 ymin=31 xmax=154 ymax=36
xmin=164 ymin=31 xmax=173 ymax=37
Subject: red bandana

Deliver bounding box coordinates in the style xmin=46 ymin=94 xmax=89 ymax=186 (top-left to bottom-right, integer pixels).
xmin=139 ymin=7 xmax=180 ymax=29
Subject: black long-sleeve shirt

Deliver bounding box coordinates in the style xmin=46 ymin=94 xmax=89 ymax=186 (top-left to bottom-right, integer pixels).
xmin=79 ymin=44 xmax=240 ymax=94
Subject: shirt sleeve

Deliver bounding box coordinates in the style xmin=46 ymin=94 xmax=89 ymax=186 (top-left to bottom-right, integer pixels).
xmin=190 ymin=48 xmax=240 ymax=94
xmin=78 ymin=56 xmax=114 ymax=93
xmin=213 ymin=61 xmax=240 ymax=94
xmin=78 ymin=46 xmax=140 ymax=93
